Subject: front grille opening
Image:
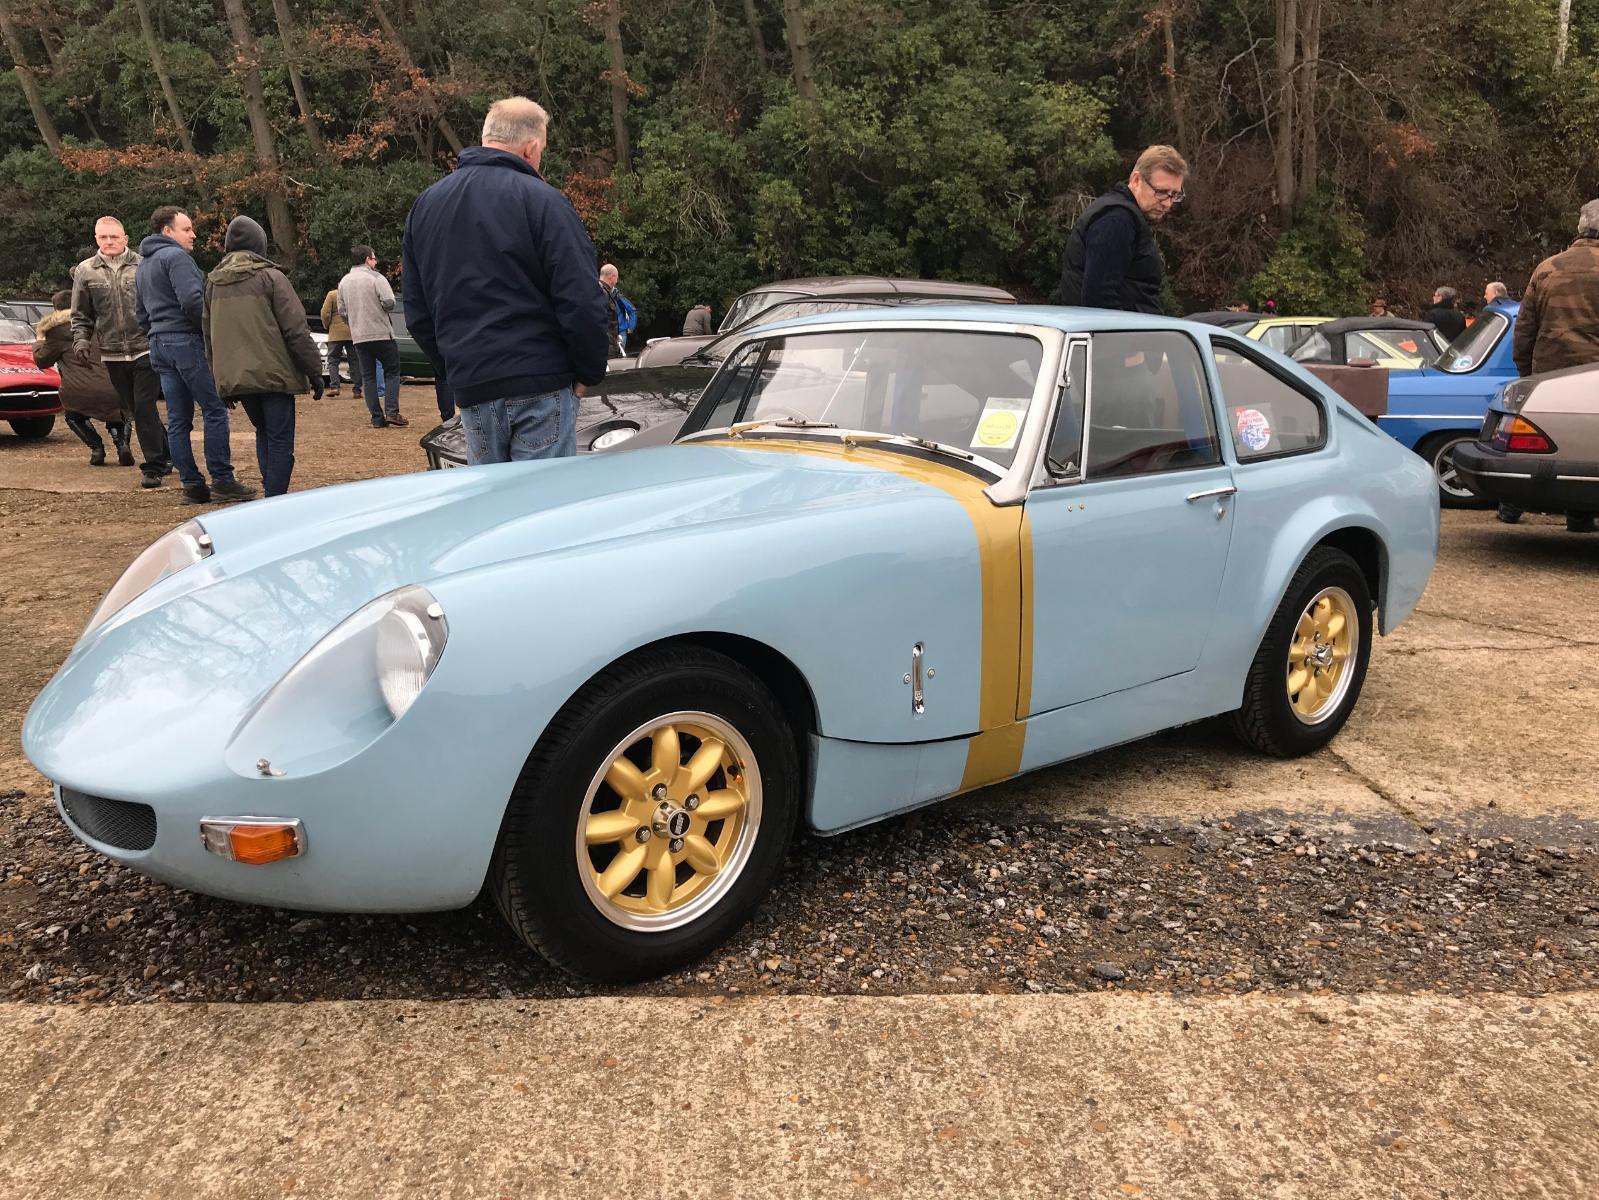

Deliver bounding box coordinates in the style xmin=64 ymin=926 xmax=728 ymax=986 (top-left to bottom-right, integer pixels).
xmin=59 ymin=787 xmax=157 ymax=851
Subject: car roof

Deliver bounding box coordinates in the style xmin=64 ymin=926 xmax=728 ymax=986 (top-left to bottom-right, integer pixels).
xmin=1316 ymin=315 xmax=1438 ymax=335
xmin=730 ymin=303 xmax=1304 ymax=339
xmin=748 ymin=276 xmax=1017 ymax=302
xmin=1186 ymin=311 xmax=1262 ymax=327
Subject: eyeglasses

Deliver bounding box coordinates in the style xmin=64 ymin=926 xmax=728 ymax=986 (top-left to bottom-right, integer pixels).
xmin=1137 ymin=173 xmax=1185 ymax=204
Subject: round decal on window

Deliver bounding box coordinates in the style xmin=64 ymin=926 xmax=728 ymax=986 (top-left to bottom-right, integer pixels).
xmin=1235 ymin=407 xmax=1273 ymax=452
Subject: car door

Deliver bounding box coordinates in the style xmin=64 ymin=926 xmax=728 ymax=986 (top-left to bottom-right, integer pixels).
xmin=1025 ymin=330 xmax=1237 ymax=714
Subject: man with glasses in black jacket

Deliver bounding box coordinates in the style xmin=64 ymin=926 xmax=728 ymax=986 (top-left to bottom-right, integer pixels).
xmin=1055 ymin=145 xmax=1188 ymax=315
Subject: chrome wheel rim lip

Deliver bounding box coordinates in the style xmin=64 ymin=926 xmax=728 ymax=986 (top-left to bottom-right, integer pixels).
xmin=1432 ymin=437 xmax=1475 ymax=499
xmin=575 ymin=710 xmax=762 ymax=933
xmin=1287 ymin=585 xmax=1358 ymax=726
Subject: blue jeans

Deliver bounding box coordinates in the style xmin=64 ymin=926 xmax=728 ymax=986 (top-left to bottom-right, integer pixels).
xmin=149 ymin=332 xmax=236 ymax=488
xmin=238 ymin=393 xmax=296 ymax=496
xmin=458 ymin=388 xmax=577 ymax=464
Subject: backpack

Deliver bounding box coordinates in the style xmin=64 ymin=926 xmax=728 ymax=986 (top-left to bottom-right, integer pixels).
xmin=614 ymin=291 xmax=637 ymax=337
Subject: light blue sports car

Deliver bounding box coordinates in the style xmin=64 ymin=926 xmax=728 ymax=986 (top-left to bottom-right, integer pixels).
xmin=23 ymin=307 xmax=1439 ymax=982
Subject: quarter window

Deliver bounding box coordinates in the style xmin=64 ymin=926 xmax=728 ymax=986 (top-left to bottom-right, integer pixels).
xmin=1044 ymin=342 xmax=1087 ymax=478
xmin=1084 ymin=332 xmax=1220 ymax=478
xmin=1211 ymin=343 xmax=1326 ymax=460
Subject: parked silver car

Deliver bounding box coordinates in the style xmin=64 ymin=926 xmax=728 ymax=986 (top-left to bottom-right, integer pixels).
xmin=1454 ymin=363 xmax=1599 ymax=531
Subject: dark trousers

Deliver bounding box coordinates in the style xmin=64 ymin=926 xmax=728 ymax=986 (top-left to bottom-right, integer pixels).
xmin=238 ymin=392 xmax=296 ymax=497
xmin=64 ymin=411 xmax=127 ymax=453
xmin=325 ymin=339 xmax=356 ymax=391
xmin=354 ymin=340 xmax=401 ymax=422
xmin=104 ymin=357 xmax=169 ymax=475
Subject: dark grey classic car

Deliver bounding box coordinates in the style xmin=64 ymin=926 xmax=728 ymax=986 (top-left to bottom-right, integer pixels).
xmin=419 ymin=286 xmax=1017 ymax=468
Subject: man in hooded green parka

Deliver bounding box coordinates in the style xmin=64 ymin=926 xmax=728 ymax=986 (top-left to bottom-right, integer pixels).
xmin=203 ymin=216 xmax=325 ymax=497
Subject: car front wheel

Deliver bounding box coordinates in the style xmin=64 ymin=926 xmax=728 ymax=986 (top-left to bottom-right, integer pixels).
xmin=9 ymin=416 xmax=54 ymax=439
xmin=1422 ymin=432 xmax=1492 ymax=509
xmin=491 ymin=644 xmax=799 ymax=982
xmin=1230 ymin=546 xmax=1373 ymax=757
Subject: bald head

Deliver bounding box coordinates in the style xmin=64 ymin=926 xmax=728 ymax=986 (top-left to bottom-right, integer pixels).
xmin=482 ymin=97 xmax=549 ymax=170
xmin=599 ymin=264 xmax=618 ymax=285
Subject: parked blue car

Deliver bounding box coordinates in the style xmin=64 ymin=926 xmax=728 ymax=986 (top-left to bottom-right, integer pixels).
xmin=23 ymin=308 xmax=1439 ymax=982
xmin=1380 ymin=299 xmax=1520 ymax=507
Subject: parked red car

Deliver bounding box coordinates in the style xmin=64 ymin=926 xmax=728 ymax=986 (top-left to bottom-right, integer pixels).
xmin=0 ymin=315 xmax=61 ymax=439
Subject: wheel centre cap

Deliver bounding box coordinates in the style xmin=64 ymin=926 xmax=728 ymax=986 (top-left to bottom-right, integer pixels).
xmin=1310 ymin=643 xmax=1335 ymax=669
xmin=653 ymin=804 xmax=691 ymax=838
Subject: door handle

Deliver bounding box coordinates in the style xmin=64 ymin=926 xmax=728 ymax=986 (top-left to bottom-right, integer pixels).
xmin=1185 ymin=486 xmax=1237 ymax=502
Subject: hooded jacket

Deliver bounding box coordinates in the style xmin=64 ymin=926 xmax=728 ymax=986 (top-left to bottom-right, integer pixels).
xmin=135 ymin=233 xmax=206 ymax=338
xmin=33 ymin=309 xmax=124 ymax=421
xmin=1513 ymin=237 xmax=1599 ymax=377
xmin=203 ymin=252 xmax=323 ymax=399
xmin=402 ymin=146 xmax=609 ymax=405
xmin=70 ymin=250 xmax=147 ymax=360
xmin=319 ymin=289 xmax=352 ymax=342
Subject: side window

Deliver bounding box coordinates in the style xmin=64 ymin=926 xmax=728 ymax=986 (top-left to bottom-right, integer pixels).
xmin=1211 ymin=342 xmax=1327 ymax=460
xmin=1084 ymin=332 xmax=1220 ymax=479
xmin=691 ymin=343 xmax=761 ymax=432
xmin=1259 ymin=325 xmax=1296 ymax=353
xmin=1044 ymin=342 xmax=1087 ymax=478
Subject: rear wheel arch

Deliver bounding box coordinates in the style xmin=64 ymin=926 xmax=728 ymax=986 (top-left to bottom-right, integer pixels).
xmin=1315 ymin=526 xmax=1384 ymax=625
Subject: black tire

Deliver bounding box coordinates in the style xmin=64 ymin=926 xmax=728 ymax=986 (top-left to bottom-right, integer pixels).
xmin=1421 ymin=432 xmax=1492 ymax=509
xmin=9 ymin=415 xmax=54 ymax=439
xmin=490 ymin=644 xmax=799 ymax=983
xmin=1230 ymin=546 xmax=1374 ymax=758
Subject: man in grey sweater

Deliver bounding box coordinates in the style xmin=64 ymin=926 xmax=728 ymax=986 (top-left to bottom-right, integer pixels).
xmin=337 ymin=245 xmax=406 ymax=428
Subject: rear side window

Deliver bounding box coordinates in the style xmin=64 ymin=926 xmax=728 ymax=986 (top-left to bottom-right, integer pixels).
xmin=1085 ymin=332 xmax=1219 ymax=478
xmin=1211 ymin=343 xmax=1326 ymax=460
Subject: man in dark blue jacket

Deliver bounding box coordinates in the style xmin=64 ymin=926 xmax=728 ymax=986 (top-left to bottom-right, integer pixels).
xmin=402 ymin=96 xmax=609 ymax=464
xmin=1055 ymin=145 xmax=1188 ymax=314
xmin=136 ymin=205 xmax=254 ymax=503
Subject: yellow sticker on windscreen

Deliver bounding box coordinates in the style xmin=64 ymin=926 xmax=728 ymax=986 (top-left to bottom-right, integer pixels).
xmin=972 ymin=398 xmax=1029 ymax=450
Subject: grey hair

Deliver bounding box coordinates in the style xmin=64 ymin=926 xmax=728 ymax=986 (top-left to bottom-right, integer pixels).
xmin=1485 ymin=281 xmax=1508 ymax=300
xmin=481 ymin=97 xmax=549 ymax=149
xmin=1434 ymin=285 xmax=1457 ymax=301
xmin=1579 ymin=198 xmax=1599 ymax=239
xmin=599 ymin=263 xmax=618 ymax=281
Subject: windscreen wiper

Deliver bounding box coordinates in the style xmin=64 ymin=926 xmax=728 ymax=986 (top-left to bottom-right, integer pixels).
xmin=840 ymin=432 xmax=975 ymax=461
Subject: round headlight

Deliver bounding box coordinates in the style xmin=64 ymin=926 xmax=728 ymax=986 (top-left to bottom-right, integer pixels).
xmin=85 ymin=518 xmax=212 ymax=635
xmin=376 ymin=607 xmax=438 ymax=719
xmin=591 ymin=425 xmax=639 ymax=452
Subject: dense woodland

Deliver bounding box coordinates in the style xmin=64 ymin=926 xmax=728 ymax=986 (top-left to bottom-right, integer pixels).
xmin=1 ymin=0 xmax=1597 ymax=334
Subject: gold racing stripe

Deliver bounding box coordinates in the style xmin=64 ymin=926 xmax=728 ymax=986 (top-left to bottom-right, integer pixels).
xmin=697 ymin=436 xmax=1033 ymax=790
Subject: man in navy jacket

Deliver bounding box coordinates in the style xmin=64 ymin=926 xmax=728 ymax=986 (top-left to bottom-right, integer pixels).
xmin=136 ymin=205 xmax=254 ymax=503
xmin=402 ymin=96 xmax=609 ymax=463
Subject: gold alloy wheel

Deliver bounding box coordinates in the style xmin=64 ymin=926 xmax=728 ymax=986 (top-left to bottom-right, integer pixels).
xmin=1286 ymin=585 xmax=1358 ymax=725
xmin=575 ymin=711 xmax=762 ymax=932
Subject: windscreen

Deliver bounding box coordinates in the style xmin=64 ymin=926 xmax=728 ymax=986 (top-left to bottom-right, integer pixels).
xmin=0 ymin=318 xmax=36 ymax=343
xmin=719 ymin=290 xmax=807 ymax=332
xmin=693 ymin=328 xmax=1044 ymax=469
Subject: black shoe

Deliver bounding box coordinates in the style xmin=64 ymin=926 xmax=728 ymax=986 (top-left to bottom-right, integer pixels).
xmin=116 ymin=444 xmax=135 ymax=466
xmin=140 ymin=471 xmax=164 ymax=489
xmin=88 ymin=446 xmax=106 ymax=466
xmin=1568 ymin=513 xmax=1596 ymax=533
xmin=211 ymin=478 xmax=257 ymax=501
xmin=371 ymin=417 xmax=387 ymax=428
xmin=182 ymin=484 xmax=212 ymax=504
xmin=1496 ymin=503 xmax=1522 ymax=525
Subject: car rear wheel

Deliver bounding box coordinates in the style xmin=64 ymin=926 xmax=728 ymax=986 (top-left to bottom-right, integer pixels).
xmin=8 ymin=416 xmax=54 ymax=439
xmin=1230 ymin=546 xmax=1373 ymax=758
xmin=1421 ymin=432 xmax=1492 ymax=509
xmin=490 ymin=644 xmax=798 ymax=982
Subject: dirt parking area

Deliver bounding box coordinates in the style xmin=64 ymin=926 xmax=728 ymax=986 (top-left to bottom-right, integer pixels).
xmin=2 ymin=400 xmax=1598 ymax=1008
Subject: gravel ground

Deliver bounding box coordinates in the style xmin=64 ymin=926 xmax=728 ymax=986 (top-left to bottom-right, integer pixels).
xmin=4 ymin=792 xmax=1594 ymax=1005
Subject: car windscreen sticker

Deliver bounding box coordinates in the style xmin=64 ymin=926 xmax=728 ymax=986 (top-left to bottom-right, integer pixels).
xmin=972 ymin=398 xmax=1029 ymax=450
xmin=1235 ymin=406 xmax=1273 ymax=452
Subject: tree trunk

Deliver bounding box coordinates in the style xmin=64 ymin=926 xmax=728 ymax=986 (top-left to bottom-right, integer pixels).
xmin=782 ymin=0 xmax=819 ymax=112
xmin=220 ymin=0 xmax=297 ymax=259
xmin=1272 ymin=0 xmax=1298 ymax=224
xmin=270 ymin=0 xmax=328 ymax=159
xmin=741 ymin=0 xmax=767 ymax=64
xmin=369 ymin=0 xmax=464 ymax=155
xmin=0 ymin=0 xmax=61 ymax=156
xmin=1295 ymin=0 xmax=1321 ymax=201
xmin=1556 ymin=0 xmax=1572 ymax=69
xmin=132 ymin=0 xmax=197 ymax=155
xmin=601 ymin=0 xmax=630 ymax=173
xmin=1159 ymin=4 xmax=1187 ymax=151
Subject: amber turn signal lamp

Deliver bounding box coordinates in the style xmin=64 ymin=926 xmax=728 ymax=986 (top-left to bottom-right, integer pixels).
xmin=1504 ymin=416 xmax=1555 ymax=454
xmin=200 ymin=818 xmax=304 ymax=864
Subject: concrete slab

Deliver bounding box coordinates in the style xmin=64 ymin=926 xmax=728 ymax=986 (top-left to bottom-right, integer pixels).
xmin=1 ymin=992 xmax=1593 ymax=1199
